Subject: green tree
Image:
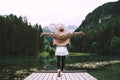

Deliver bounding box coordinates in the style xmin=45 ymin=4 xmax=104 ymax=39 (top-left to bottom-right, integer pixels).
xmin=0 ymin=14 xmax=44 ymax=57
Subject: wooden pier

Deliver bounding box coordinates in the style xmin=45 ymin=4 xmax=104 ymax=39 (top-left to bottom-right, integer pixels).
xmin=24 ymin=70 xmax=97 ymax=80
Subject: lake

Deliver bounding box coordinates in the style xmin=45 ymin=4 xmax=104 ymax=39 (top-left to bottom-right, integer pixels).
xmin=0 ymin=56 xmax=120 ymax=80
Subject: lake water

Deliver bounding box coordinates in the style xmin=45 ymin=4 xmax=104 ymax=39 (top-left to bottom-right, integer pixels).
xmin=0 ymin=56 xmax=120 ymax=80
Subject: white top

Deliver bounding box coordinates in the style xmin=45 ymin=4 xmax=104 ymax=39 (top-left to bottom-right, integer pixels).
xmin=55 ymin=46 xmax=69 ymax=56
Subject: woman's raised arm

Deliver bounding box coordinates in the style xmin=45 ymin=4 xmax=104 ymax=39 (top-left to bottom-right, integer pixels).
xmin=40 ymin=33 xmax=54 ymax=37
xmin=70 ymin=31 xmax=84 ymax=36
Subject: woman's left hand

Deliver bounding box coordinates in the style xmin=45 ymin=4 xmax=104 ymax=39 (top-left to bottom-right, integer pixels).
xmin=79 ymin=31 xmax=85 ymax=35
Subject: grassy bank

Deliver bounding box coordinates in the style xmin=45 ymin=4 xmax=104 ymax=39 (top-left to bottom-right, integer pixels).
xmin=66 ymin=53 xmax=120 ymax=70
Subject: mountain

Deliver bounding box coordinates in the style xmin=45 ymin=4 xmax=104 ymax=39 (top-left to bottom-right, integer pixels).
xmin=73 ymin=1 xmax=120 ymax=55
xmin=76 ymin=1 xmax=120 ymax=31
xmin=42 ymin=26 xmax=53 ymax=33
xmin=42 ymin=25 xmax=78 ymax=33
xmin=66 ymin=25 xmax=78 ymax=32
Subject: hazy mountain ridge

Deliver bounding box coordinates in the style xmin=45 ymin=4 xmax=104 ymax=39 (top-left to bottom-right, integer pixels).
xmin=42 ymin=25 xmax=78 ymax=33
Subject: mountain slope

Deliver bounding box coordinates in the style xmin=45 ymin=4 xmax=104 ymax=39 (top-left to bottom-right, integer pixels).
xmin=73 ymin=1 xmax=120 ymax=55
xmin=42 ymin=25 xmax=78 ymax=33
xmin=76 ymin=1 xmax=120 ymax=31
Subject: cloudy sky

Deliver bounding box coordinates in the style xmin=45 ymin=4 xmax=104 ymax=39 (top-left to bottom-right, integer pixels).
xmin=0 ymin=0 xmax=118 ymax=27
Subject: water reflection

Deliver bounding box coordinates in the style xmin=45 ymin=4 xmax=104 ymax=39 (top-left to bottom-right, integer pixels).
xmin=42 ymin=56 xmax=57 ymax=70
xmin=0 ymin=57 xmax=57 ymax=80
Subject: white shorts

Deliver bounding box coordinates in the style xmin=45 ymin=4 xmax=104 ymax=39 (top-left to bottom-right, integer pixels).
xmin=55 ymin=46 xmax=69 ymax=56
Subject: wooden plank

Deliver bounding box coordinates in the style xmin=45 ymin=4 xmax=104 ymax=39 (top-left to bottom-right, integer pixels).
xmin=24 ymin=73 xmax=34 ymax=80
xmin=24 ymin=73 xmax=38 ymax=80
xmin=57 ymin=77 xmax=61 ymax=80
xmin=80 ymin=72 xmax=91 ymax=80
xmin=68 ymin=73 xmax=81 ymax=80
xmin=32 ymin=73 xmax=42 ymax=80
xmin=73 ymin=73 xmax=80 ymax=80
xmin=84 ymin=72 xmax=97 ymax=80
xmin=48 ymin=73 xmax=54 ymax=80
xmin=43 ymin=73 xmax=50 ymax=80
xmin=52 ymin=73 xmax=58 ymax=80
xmin=38 ymin=73 xmax=46 ymax=80
xmin=61 ymin=73 xmax=66 ymax=80
xmin=64 ymin=73 xmax=71 ymax=80
xmin=72 ymin=73 xmax=80 ymax=80
xmin=75 ymin=73 xmax=86 ymax=80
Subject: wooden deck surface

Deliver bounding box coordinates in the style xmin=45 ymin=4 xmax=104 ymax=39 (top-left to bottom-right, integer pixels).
xmin=24 ymin=71 xmax=97 ymax=80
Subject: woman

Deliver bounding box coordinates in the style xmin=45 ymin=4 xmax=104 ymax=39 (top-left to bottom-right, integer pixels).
xmin=40 ymin=24 xmax=84 ymax=77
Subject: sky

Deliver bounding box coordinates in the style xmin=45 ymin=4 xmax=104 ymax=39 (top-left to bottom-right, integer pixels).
xmin=0 ymin=0 xmax=118 ymax=27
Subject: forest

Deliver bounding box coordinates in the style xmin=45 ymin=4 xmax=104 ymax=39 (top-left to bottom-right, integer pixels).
xmin=0 ymin=14 xmax=44 ymax=58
